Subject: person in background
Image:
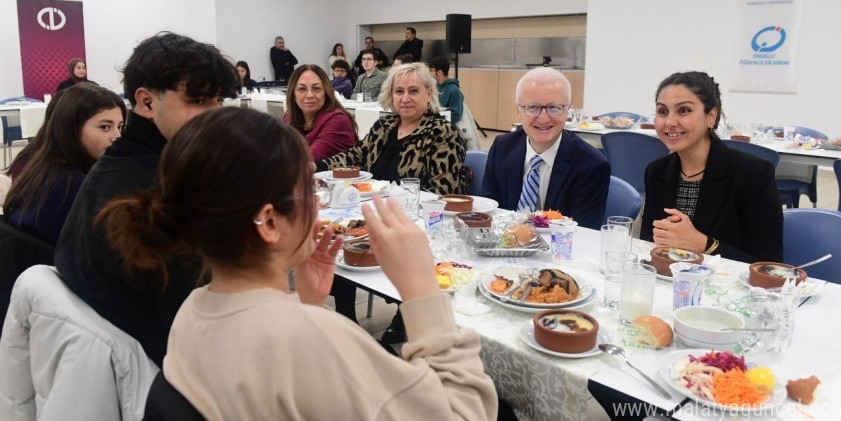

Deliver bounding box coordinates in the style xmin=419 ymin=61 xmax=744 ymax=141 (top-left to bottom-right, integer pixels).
xmin=428 ymin=56 xmax=463 ymax=124
xmin=284 ymin=64 xmax=357 ymax=161
xmin=54 ymin=32 xmax=239 ymax=367
xmin=99 ymin=107 xmax=497 ymax=420
xmin=56 ymin=58 xmax=98 ymax=93
xmin=330 ymin=59 xmax=354 ymax=100
xmin=235 ymin=61 xmax=260 ymax=93
xmin=269 ymin=36 xmax=297 ymax=82
xmin=393 ymin=27 xmax=423 ymax=62
xmin=482 ymin=67 xmax=610 ymax=230
xmin=640 ymin=71 xmax=782 ymax=263
xmin=351 ymin=49 xmax=387 ymax=100
xmin=328 ymin=43 xmax=348 ymax=69
xmin=392 ymin=54 xmax=413 ymax=66
xmin=4 ymin=84 xmax=125 ymax=245
xmin=354 ymin=37 xmax=389 ymax=76
xmin=317 ymin=63 xmax=466 ymax=342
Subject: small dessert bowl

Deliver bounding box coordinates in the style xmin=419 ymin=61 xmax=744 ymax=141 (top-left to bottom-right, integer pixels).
xmin=749 ymin=262 xmax=807 ymax=289
xmin=456 ymin=211 xmax=492 ymax=228
xmin=649 ymin=247 xmax=703 ymax=277
xmin=672 ymin=306 xmax=745 ymax=348
xmin=533 ymin=309 xmax=599 ymax=353
xmin=342 ymin=241 xmax=378 ymax=267
xmin=439 ymin=194 xmax=474 ymax=212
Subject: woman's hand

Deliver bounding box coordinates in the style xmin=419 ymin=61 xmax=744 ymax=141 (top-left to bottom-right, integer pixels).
xmin=651 ymin=208 xmax=707 ymax=253
xmin=361 ymin=196 xmax=439 ymax=302
xmin=294 ymin=226 xmax=343 ymax=306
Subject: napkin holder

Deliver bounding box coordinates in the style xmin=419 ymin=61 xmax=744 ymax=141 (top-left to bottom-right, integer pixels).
xmin=331 ymin=184 xmax=360 ymax=208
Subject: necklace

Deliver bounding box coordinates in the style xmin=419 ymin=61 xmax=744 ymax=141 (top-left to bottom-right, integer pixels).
xmin=681 ymin=168 xmax=705 ymax=179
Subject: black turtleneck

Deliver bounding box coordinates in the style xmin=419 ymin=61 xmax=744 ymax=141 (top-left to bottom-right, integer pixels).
xmin=54 ymin=111 xmax=203 ymax=367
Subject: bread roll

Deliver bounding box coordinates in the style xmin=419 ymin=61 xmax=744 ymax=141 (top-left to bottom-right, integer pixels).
xmin=632 ymin=315 xmax=673 ymax=347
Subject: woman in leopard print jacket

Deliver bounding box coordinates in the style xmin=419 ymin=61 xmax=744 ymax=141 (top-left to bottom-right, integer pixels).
xmin=316 ymin=63 xmax=466 ymax=195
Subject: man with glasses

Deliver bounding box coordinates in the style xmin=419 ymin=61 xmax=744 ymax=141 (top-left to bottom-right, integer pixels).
xmin=351 ymin=49 xmax=387 ymax=101
xmin=353 ymin=37 xmax=389 ymax=76
xmin=482 ymin=67 xmax=609 ymax=229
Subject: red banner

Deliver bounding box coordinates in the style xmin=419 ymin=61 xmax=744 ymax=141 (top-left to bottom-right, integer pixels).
xmin=17 ymin=0 xmax=86 ymax=100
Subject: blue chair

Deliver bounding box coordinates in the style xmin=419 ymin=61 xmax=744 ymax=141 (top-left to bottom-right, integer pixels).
xmin=603 ymin=176 xmax=641 ymax=225
xmin=723 ymin=140 xmax=780 ymax=167
xmin=601 ymin=132 xmax=669 ymax=194
xmin=598 ymin=111 xmax=645 ymax=121
xmin=782 ymin=208 xmax=841 ymax=284
xmin=464 ymin=150 xmax=488 ymax=196
xmin=774 ymin=126 xmax=826 ymax=208
xmin=835 ymin=159 xmax=841 ymax=211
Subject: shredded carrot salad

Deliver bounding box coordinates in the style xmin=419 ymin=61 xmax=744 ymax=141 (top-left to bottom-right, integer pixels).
xmin=712 ymin=370 xmax=767 ymax=406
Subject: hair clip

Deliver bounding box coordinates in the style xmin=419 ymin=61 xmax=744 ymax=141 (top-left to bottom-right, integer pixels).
xmin=253 ymin=219 xmax=264 ymax=225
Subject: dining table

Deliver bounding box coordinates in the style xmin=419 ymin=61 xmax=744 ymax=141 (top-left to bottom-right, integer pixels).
xmin=317 ymin=190 xmax=841 ymax=421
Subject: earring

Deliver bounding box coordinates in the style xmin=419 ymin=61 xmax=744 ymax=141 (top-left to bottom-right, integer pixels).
xmin=253 ymin=219 xmax=264 ymax=225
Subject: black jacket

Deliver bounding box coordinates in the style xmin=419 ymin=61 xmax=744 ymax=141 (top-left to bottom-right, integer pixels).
xmin=270 ymin=47 xmax=298 ymax=81
xmin=641 ymin=138 xmax=783 ymax=263
xmin=393 ymin=39 xmax=424 ymax=62
xmin=54 ymin=113 xmax=203 ymax=366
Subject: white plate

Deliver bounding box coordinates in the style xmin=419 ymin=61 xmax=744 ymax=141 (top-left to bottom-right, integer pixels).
xmin=659 ymin=349 xmax=786 ymax=414
xmin=479 ymin=280 xmax=595 ymax=313
xmin=656 ymin=273 xmax=673 ymax=282
xmin=519 ymin=321 xmax=605 ymax=358
xmin=737 ymin=271 xmax=824 ymax=297
xmin=315 ymin=170 xmax=373 ymax=182
xmin=443 ymin=196 xmax=499 ymax=216
xmin=481 ymin=267 xmax=593 ymax=309
xmin=335 ymin=254 xmax=380 ymax=272
xmin=346 ymin=180 xmax=391 ymax=197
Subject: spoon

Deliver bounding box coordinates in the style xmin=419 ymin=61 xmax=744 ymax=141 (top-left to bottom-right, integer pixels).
xmin=787 ymin=253 xmax=832 ymax=277
xmin=599 ymin=344 xmax=672 ymax=399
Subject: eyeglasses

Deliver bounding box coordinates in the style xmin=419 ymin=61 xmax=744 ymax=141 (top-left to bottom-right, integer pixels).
xmin=517 ymin=104 xmax=568 ymax=117
xmin=295 ymin=85 xmax=324 ymax=96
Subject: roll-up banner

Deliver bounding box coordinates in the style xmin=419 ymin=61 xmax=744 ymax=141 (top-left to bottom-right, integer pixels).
xmin=17 ymin=0 xmax=86 ymax=100
xmin=730 ymin=0 xmax=803 ymax=93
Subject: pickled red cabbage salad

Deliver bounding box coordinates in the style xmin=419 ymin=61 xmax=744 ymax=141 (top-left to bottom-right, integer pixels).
xmin=528 ymin=210 xmax=568 ymax=228
xmin=672 ymin=351 xmax=771 ymax=407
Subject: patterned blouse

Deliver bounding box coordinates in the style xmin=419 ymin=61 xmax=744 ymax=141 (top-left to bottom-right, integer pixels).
xmin=316 ymin=110 xmax=466 ymax=195
xmin=675 ymin=176 xmax=701 ymax=219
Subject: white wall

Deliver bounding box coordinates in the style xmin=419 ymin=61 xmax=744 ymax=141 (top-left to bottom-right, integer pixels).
xmin=0 ymin=0 xmax=217 ymax=99
xmin=585 ymin=0 xmax=841 ymax=137
xmin=215 ymin=0 xmax=350 ymax=81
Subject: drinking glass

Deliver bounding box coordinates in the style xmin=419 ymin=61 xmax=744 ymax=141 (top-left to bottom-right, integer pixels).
xmin=399 ymin=178 xmax=420 ymax=218
xmin=599 ymin=223 xmax=631 ymax=273
xmin=607 ymin=215 xmax=634 ymax=251
xmin=604 ymin=251 xmax=637 ymax=310
xmin=619 ymin=262 xmax=656 ymax=324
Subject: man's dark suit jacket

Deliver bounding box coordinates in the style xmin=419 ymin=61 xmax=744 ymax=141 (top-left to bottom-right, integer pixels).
xmin=640 ymin=138 xmax=783 ymax=263
xmin=481 ymin=128 xmax=610 ymax=230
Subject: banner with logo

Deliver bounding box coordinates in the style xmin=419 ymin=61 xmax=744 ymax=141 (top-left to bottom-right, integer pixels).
xmin=17 ymin=0 xmax=86 ymax=100
xmin=730 ymin=0 xmax=802 ymax=93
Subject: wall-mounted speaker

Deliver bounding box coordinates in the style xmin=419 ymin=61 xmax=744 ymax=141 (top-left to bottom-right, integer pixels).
xmin=446 ymin=14 xmax=471 ymax=54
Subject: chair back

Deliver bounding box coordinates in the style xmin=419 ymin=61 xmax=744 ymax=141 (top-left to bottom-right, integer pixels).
xmin=601 ymin=132 xmax=669 ymax=194
xmin=603 ymin=176 xmax=642 ymax=225
xmin=723 ymin=140 xmax=780 ymax=168
xmin=465 ymin=150 xmax=488 ymax=196
xmin=835 ymin=160 xmax=841 ymax=211
xmin=0 ymin=265 xmax=159 ymax=420
xmin=772 ymin=126 xmax=828 ymax=140
xmin=598 ymin=111 xmax=644 ymax=121
xmin=782 ymin=209 xmax=841 ymax=284
xmin=142 ymin=371 xmax=206 ymax=421
xmin=0 ymin=216 xmax=54 ymax=334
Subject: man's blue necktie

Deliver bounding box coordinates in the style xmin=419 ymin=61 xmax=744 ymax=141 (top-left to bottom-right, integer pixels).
xmin=517 ymin=155 xmax=544 ymax=211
